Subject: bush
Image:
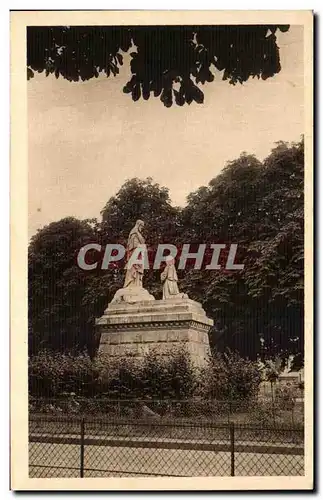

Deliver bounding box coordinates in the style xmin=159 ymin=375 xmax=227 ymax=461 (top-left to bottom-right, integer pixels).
xmin=97 ymin=355 xmax=143 ymax=399
xmin=140 ymin=347 xmax=199 ymax=400
xmin=140 ymin=350 xmax=171 ymax=399
xmin=201 ymin=349 xmax=261 ymax=401
xmin=29 ymin=346 xmax=200 ymax=401
xmin=28 ymin=349 xmax=101 ymax=398
xmin=166 ymin=347 xmax=200 ymax=399
xmin=29 ymin=347 xmax=262 ymax=404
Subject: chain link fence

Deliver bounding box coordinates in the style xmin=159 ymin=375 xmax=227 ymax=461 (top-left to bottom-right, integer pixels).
xmin=29 ymin=410 xmax=304 ymax=478
xmin=29 ymin=396 xmax=304 ymax=427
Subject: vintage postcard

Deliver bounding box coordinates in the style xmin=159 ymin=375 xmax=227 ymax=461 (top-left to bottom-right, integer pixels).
xmin=10 ymin=10 xmax=313 ymax=491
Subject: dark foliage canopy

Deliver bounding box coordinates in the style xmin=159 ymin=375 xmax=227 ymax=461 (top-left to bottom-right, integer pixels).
xmin=27 ymin=24 xmax=289 ymax=107
xmin=28 ymin=139 xmax=304 ymax=364
xmin=180 ymin=139 xmax=304 ymax=362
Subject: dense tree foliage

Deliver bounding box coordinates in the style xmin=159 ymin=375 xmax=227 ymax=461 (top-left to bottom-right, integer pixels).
xmin=181 ymin=138 xmax=304 ymax=361
xmin=28 ymin=217 xmax=106 ymax=356
xmin=27 ymin=25 xmax=289 ymax=107
xmin=28 ymin=138 xmax=304 ymax=362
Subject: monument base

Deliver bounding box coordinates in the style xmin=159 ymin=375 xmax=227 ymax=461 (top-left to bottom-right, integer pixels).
xmin=96 ymin=298 xmax=213 ymax=367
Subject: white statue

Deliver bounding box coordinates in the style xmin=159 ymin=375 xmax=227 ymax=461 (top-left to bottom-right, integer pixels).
xmin=123 ymin=219 xmax=146 ymax=288
xmin=110 ymin=219 xmax=155 ymax=304
xmin=160 ymin=256 xmax=188 ymax=300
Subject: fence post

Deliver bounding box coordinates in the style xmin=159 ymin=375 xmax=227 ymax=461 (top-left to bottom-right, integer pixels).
xmin=230 ymin=422 xmax=235 ymax=477
xmin=80 ymin=417 xmax=85 ymax=478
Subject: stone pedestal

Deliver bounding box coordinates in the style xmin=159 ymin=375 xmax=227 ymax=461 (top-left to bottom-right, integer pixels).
xmin=96 ymin=298 xmax=213 ymax=366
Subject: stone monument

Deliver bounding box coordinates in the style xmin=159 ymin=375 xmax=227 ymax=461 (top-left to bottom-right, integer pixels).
xmin=96 ymin=220 xmax=213 ymax=366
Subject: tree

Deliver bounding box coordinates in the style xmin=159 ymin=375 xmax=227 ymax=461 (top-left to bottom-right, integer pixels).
xmin=181 ymin=139 xmax=304 ymax=361
xmin=181 ymin=153 xmax=263 ymax=242
xmin=27 ymin=25 xmax=289 ymax=107
xmin=244 ymin=139 xmax=304 ymax=360
xmin=180 ymin=153 xmax=265 ymax=358
xmin=28 ymin=217 xmax=108 ymax=355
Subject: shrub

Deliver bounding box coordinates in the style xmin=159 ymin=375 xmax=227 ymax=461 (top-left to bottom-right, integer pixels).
xmin=97 ymin=347 xmax=200 ymax=401
xmin=28 ymin=349 xmax=101 ymax=398
xmin=29 ymin=350 xmax=61 ymax=397
xmin=28 ymin=346 xmax=201 ymax=401
xmin=98 ymin=355 xmax=143 ymax=399
xmin=136 ymin=347 xmax=201 ymax=417
xmin=140 ymin=349 xmax=171 ymax=399
xmin=201 ymin=349 xmax=261 ymax=401
xmin=154 ymin=347 xmax=199 ymax=400
xmin=29 ymin=346 xmax=261 ymax=404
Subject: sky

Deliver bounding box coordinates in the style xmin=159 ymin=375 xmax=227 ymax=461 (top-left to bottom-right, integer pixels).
xmin=28 ymin=26 xmax=304 ymax=239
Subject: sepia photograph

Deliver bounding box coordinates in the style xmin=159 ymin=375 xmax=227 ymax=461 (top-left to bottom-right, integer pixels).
xmin=10 ymin=10 xmax=313 ymax=490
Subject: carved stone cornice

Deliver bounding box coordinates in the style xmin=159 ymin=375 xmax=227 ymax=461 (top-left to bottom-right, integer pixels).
xmin=97 ymin=319 xmax=210 ymax=333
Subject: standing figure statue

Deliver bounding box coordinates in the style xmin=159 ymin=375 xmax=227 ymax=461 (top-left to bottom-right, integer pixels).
xmin=123 ymin=219 xmax=146 ymax=288
xmin=110 ymin=219 xmax=155 ymax=304
xmin=161 ymin=255 xmax=188 ymax=300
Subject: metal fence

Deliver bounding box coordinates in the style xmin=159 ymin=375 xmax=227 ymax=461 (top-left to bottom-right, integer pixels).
xmin=29 ymin=414 xmax=304 ymax=478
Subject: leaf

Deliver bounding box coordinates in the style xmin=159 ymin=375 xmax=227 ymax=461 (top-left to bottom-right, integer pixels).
xmin=192 ymin=85 xmax=204 ymax=104
xmin=27 ymin=67 xmax=34 ymax=80
xmin=116 ymin=53 xmax=123 ymax=65
xmin=26 ymin=25 xmax=290 ymax=107
xmin=132 ymin=84 xmax=141 ymax=102
xmin=173 ymin=89 xmax=185 ymax=106
xmin=142 ymin=83 xmax=150 ymax=100
xmin=278 ymin=25 xmax=290 ymax=33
